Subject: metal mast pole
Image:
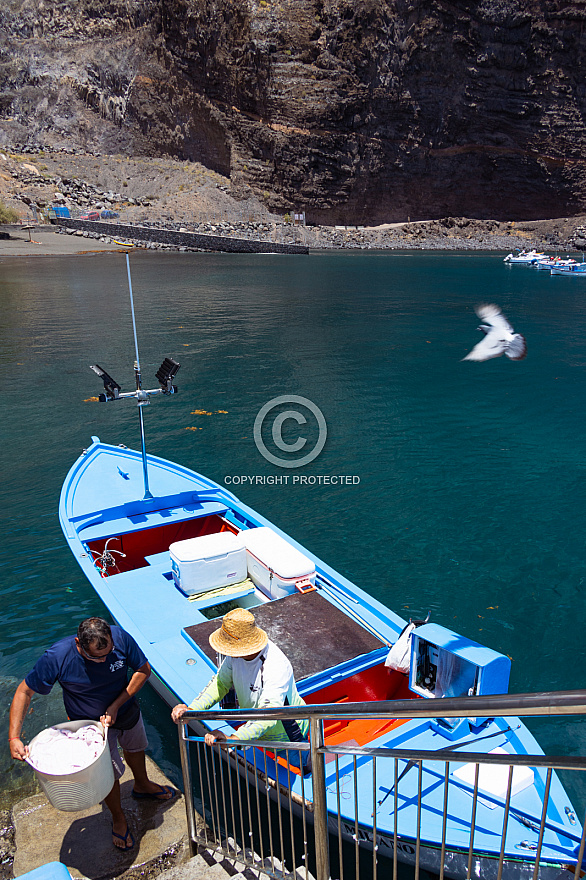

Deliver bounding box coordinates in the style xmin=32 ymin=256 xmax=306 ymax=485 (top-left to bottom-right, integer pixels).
xmin=126 ymin=253 xmax=153 ymax=501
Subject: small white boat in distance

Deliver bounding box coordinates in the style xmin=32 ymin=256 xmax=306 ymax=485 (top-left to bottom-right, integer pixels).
xmin=503 ymin=249 xmax=546 ymax=264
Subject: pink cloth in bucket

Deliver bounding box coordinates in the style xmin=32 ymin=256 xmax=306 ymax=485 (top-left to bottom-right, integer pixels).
xmin=28 ymin=725 xmax=104 ymax=775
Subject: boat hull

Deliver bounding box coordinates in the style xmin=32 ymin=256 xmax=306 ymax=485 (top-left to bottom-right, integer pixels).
xmin=551 ymin=267 xmax=586 ymax=276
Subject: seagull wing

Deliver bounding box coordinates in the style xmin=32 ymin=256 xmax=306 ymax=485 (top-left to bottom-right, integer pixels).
xmin=475 ymin=304 xmax=514 ymax=335
xmin=505 ymin=334 xmax=527 ymax=360
xmin=462 ymin=330 xmax=507 ymax=361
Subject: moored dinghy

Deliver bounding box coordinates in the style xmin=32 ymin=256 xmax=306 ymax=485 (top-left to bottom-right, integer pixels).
xmin=550 ymin=263 xmax=586 ymax=276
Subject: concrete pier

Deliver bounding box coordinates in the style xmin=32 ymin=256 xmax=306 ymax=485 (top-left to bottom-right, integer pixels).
xmin=12 ymin=757 xmax=188 ymax=880
xmin=10 ymin=756 xmax=315 ymax=880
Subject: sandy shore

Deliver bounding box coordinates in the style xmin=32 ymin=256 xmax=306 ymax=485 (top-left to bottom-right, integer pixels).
xmin=0 ymin=227 xmax=128 ymax=257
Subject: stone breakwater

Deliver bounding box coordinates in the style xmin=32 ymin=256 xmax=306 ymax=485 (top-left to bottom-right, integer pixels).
xmin=56 ymin=219 xmax=309 ymax=254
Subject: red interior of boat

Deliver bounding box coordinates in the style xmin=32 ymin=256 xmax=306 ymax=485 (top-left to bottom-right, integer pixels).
xmin=305 ymin=661 xmax=415 ymax=746
xmin=85 ymin=514 xmax=235 ymax=575
xmin=265 ymin=664 xmax=415 ymax=775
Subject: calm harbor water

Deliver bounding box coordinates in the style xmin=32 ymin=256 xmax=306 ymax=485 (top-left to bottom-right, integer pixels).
xmin=1 ymin=248 xmax=586 ymax=814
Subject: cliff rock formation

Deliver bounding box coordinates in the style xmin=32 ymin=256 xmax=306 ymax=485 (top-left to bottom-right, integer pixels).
xmin=1 ymin=0 xmax=585 ymax=223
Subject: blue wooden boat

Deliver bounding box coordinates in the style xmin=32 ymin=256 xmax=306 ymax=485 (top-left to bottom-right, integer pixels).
xmin=535 ymin=257 xmax=577 ymax=271
xmin=550 ymin=263 xmax=586 ymax=276
xmin=58 ymin=259 xmax=583 ymax=879
xmin=59 ymin=435 xmax=584 ymax=879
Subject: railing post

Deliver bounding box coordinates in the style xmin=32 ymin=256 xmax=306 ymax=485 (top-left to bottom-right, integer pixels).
xmin=310 ymin=716 xmax=330 ymax=880
xmin=178 ymin=721 xmax=197 ymax=857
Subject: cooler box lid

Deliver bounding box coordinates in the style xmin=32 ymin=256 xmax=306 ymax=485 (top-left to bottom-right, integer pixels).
xmin=242 ymin=527 xmax=315 ymax=579
xmin=170 ymin=531 xmax=244 ymax=563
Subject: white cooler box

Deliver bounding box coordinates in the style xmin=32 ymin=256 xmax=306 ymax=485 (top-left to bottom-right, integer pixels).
xmin=170 ymin=531 xmax=247 ymax=596
xmin=242 ymin=527 xmax=316 ymax=599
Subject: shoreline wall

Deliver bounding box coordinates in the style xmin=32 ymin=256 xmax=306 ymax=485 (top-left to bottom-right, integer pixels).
xmin=56 ymin=219 xmax=309 ymax=255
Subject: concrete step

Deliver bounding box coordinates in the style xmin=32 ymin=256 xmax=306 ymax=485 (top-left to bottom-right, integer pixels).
xmin=155 ymin=854 xmax=228 ymax=880
xmin=156 ymin=840 xmax=316 ymax=880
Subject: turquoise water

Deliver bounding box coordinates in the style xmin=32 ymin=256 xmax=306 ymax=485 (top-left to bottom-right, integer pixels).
xmin=1 ymin=249 xmax=586 ymax=810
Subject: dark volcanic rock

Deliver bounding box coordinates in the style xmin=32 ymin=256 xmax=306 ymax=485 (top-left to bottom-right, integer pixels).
xmin=1 ymin=0 xmax=585 ymax=224
xmin=0 ymin=810 xmax=15 ymax=880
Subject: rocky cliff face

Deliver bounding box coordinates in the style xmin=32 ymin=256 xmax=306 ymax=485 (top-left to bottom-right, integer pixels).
xmin=1 ymin=0 xmax=585 ymax=223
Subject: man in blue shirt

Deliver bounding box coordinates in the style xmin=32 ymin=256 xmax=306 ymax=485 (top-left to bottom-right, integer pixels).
xmin=9 ymin=618 xmax=176 ymax=851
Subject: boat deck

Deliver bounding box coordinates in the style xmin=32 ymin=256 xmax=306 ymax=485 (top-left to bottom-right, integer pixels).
xmin=184 ymin=589 xmax=384 ymax=681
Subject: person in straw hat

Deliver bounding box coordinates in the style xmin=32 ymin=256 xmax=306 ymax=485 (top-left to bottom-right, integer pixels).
xmin=171 ymin=607 xmax=310 ymax=772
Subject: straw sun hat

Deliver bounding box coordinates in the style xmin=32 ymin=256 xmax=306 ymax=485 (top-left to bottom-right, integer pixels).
xmin=209 ymin=608 xmax=268 ymax=658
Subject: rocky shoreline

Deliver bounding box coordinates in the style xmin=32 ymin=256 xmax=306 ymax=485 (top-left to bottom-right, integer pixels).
xmin=2 ymin=145 xmax=586 ymax=253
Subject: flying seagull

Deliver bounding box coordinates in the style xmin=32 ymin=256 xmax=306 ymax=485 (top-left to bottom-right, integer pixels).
xmin=463 ymin=304 xmax=527 ymax=362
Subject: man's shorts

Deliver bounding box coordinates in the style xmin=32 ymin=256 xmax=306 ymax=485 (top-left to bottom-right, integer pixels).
xmin=107 ymin=713 xmax=149 ymax=779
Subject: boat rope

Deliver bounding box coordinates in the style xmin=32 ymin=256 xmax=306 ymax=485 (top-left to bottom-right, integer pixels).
xmin=89 ymin=538 xmax=126 ymax=577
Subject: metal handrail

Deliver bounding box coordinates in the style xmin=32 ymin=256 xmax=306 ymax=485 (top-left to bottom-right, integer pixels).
xmin=177 ymin=692 xmax=586 ymax=880
xmin=179 ymin=688 xmax=586 ymax=721
xmin=179 ymin=731 xmax=586 ymax=771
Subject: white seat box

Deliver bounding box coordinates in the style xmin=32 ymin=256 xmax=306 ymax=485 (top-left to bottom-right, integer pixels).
xmin=451 ymin=748 xmax=534 ymax=806
xmin=242 ymin=527 xmax=316 ymax=599
xmin=170 ymin=531 xmax=247 ymax=596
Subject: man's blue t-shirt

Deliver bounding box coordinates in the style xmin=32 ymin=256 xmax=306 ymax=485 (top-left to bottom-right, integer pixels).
xmin=26 ymin=626 xmax=148 ymax=724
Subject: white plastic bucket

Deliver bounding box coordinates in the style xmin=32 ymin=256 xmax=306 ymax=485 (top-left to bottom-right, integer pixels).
xmin=26 ymin=720 xmax=114 ymax=812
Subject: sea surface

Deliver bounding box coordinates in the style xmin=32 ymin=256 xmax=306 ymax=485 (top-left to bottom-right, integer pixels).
xmin=1 ymin=248 xmax=586 ymax=815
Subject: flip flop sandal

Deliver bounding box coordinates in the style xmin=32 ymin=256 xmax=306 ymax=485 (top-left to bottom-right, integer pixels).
xmin=131 ymin=784 xmax=177 ymax=801
xmin=112 ymin=824 xmax=135 ymax=850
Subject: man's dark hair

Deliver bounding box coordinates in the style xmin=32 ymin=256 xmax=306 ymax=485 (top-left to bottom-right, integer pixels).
xmin=77 ymin=617 xmax=112 ymax=651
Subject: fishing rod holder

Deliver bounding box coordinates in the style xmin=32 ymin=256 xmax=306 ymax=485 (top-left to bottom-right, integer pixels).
xmin=156 ymin=357 xmax=181 ymax=393
xmin=89 ymin=358 xmax=180 ymax=403
xmin=89 ymin=364 xmax=122 ymax=401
